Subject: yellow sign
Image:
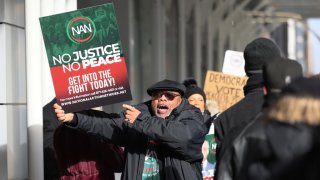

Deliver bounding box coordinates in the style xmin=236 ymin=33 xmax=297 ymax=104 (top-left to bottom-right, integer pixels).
xmin=204 ymin=70 xmax=248 ymax=112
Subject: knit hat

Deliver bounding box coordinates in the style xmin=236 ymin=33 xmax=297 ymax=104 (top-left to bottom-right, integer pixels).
xmin=182 ymin=78 xmax=206 ymax=103
xmin=244 ymin=38 xmax=281 ymax=74
xmin=281 ymin=77 xmax=320 ymax=99
xmin=263 ymin=58 xmax=303 ymax=94
xmin=147 ymin=79 xmax=186 ymax=96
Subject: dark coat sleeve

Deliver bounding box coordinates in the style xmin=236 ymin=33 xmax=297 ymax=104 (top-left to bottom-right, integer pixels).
xmin=214 ymin=112 xmax=226 ymax=160
xmin=132 ymin=106 xmax=206 ymax=162
xmin=74 ymin=109 xmax=128 ymax=146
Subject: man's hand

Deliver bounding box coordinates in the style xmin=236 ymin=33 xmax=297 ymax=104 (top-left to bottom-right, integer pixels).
xmin=123 ymin=104 xmax=141 ymax=123
xmin=53 ymin=103 xmax=75 ymax=123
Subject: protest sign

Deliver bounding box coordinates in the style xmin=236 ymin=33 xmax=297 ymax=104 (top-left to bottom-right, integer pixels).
xmin=222 ymin=50 xmax=246 ymax=77
xmin=40 ymin=3 xmax=132 ymax=112
xmin=204 ymin=70 xmax=248 ymax=112
xmin=202 ymin=133 xmax=216 ymax=180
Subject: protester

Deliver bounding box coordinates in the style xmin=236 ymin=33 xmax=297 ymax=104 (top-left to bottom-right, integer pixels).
xmin=213 ymin=37 xmax=283 ymax=177
xmin=215 ymin=59 xmax=303 ymax=180
xmin=183 ymin=78 xmax=212 ymax=128
xmin=238 ymin=77 xmax=320 ymax=180
xmin=54 ymin=79 xmax=207 ymax=180
xmin=44 ymin=98 xmax=124 ymax=180
xmin=183 ymin=78 xmax=218 ymax=180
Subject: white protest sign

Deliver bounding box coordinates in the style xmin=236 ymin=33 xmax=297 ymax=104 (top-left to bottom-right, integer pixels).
xmin=222 ymin=50 xmax=246 ymax=77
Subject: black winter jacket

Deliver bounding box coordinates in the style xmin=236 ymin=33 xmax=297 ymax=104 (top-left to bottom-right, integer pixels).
xmin=214 ymin=87 xmax=264 ymax=179
xmin=237 ymin=121 xmax=320 ymax=180
xmin=215 ymin=113 xmax=264 ymax=180
xmin=214 ymin=88 xmax=264 ymax=154
xmin=72 ymin=98 xmax=207 ymax=180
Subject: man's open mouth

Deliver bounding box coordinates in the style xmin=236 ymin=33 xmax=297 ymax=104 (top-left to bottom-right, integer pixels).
xmin=157 ymin=104 xmax=169 ymax=114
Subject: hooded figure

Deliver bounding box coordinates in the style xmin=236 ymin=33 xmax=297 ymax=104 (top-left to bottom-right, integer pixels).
xmin=237 ymin=77 xmax=320 ymax=180
xmin=213 ymin=37 xmax=283 ymax=178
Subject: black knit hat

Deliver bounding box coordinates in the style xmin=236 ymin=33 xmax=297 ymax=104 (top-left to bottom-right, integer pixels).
xmin=244 ymin=38 xmax=281 ymax=74
xmin=147 ymin=79 xmax=186 ymax=96
xmin=182 ymin=78 xmax=206 ymax=103
xmin=281 ymin=77 xmax=320 ymax=99
xmin=263 ymin=58 xmax=303 ymax=93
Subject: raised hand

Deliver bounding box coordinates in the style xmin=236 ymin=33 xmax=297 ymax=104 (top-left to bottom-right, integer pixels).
xmin=122 ymin=104 xmax=141 ymax=123
xmin=53 ymin=103 xmax=75 ymax=123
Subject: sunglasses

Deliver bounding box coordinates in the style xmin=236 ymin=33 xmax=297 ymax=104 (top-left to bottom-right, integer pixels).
xmin=152 ymin=91 xmax=181 ymax=100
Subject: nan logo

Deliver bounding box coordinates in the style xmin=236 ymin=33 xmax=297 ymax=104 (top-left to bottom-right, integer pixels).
xmin=67 ymin=16 xmax=96 ymax=43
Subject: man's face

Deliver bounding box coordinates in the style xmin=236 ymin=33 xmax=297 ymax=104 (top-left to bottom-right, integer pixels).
xmin=151 ymin=90 xmax=182 ymax=119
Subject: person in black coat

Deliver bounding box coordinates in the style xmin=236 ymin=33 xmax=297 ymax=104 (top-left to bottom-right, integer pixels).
xmin=213 ymin=37 xmax=283 ymax=178
xmin=237 ymin=77 xmax=320 ymax=180
xmin=53 ymin=79 xmax=207 ymax=180
xmin=182 ymin=78 xmax=218 ymax=179
xmin=215 ymin=58 xmax=303 ymax=180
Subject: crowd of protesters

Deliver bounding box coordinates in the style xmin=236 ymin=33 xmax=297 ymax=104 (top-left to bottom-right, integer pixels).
xmin=45 ymin=37 xmax=320 ymax=180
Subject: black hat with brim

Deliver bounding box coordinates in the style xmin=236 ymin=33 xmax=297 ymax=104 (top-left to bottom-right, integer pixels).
xmin=281 ymin=77 xmax=320 ymax=99
xmin=263 ymin=58 xmax=303 ymax=92
xmin=147 ymin=79 xmax=186 ymax=96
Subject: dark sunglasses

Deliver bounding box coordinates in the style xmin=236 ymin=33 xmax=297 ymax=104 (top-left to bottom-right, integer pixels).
xmin=152 ymin=91 xmax=181 ymax=100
